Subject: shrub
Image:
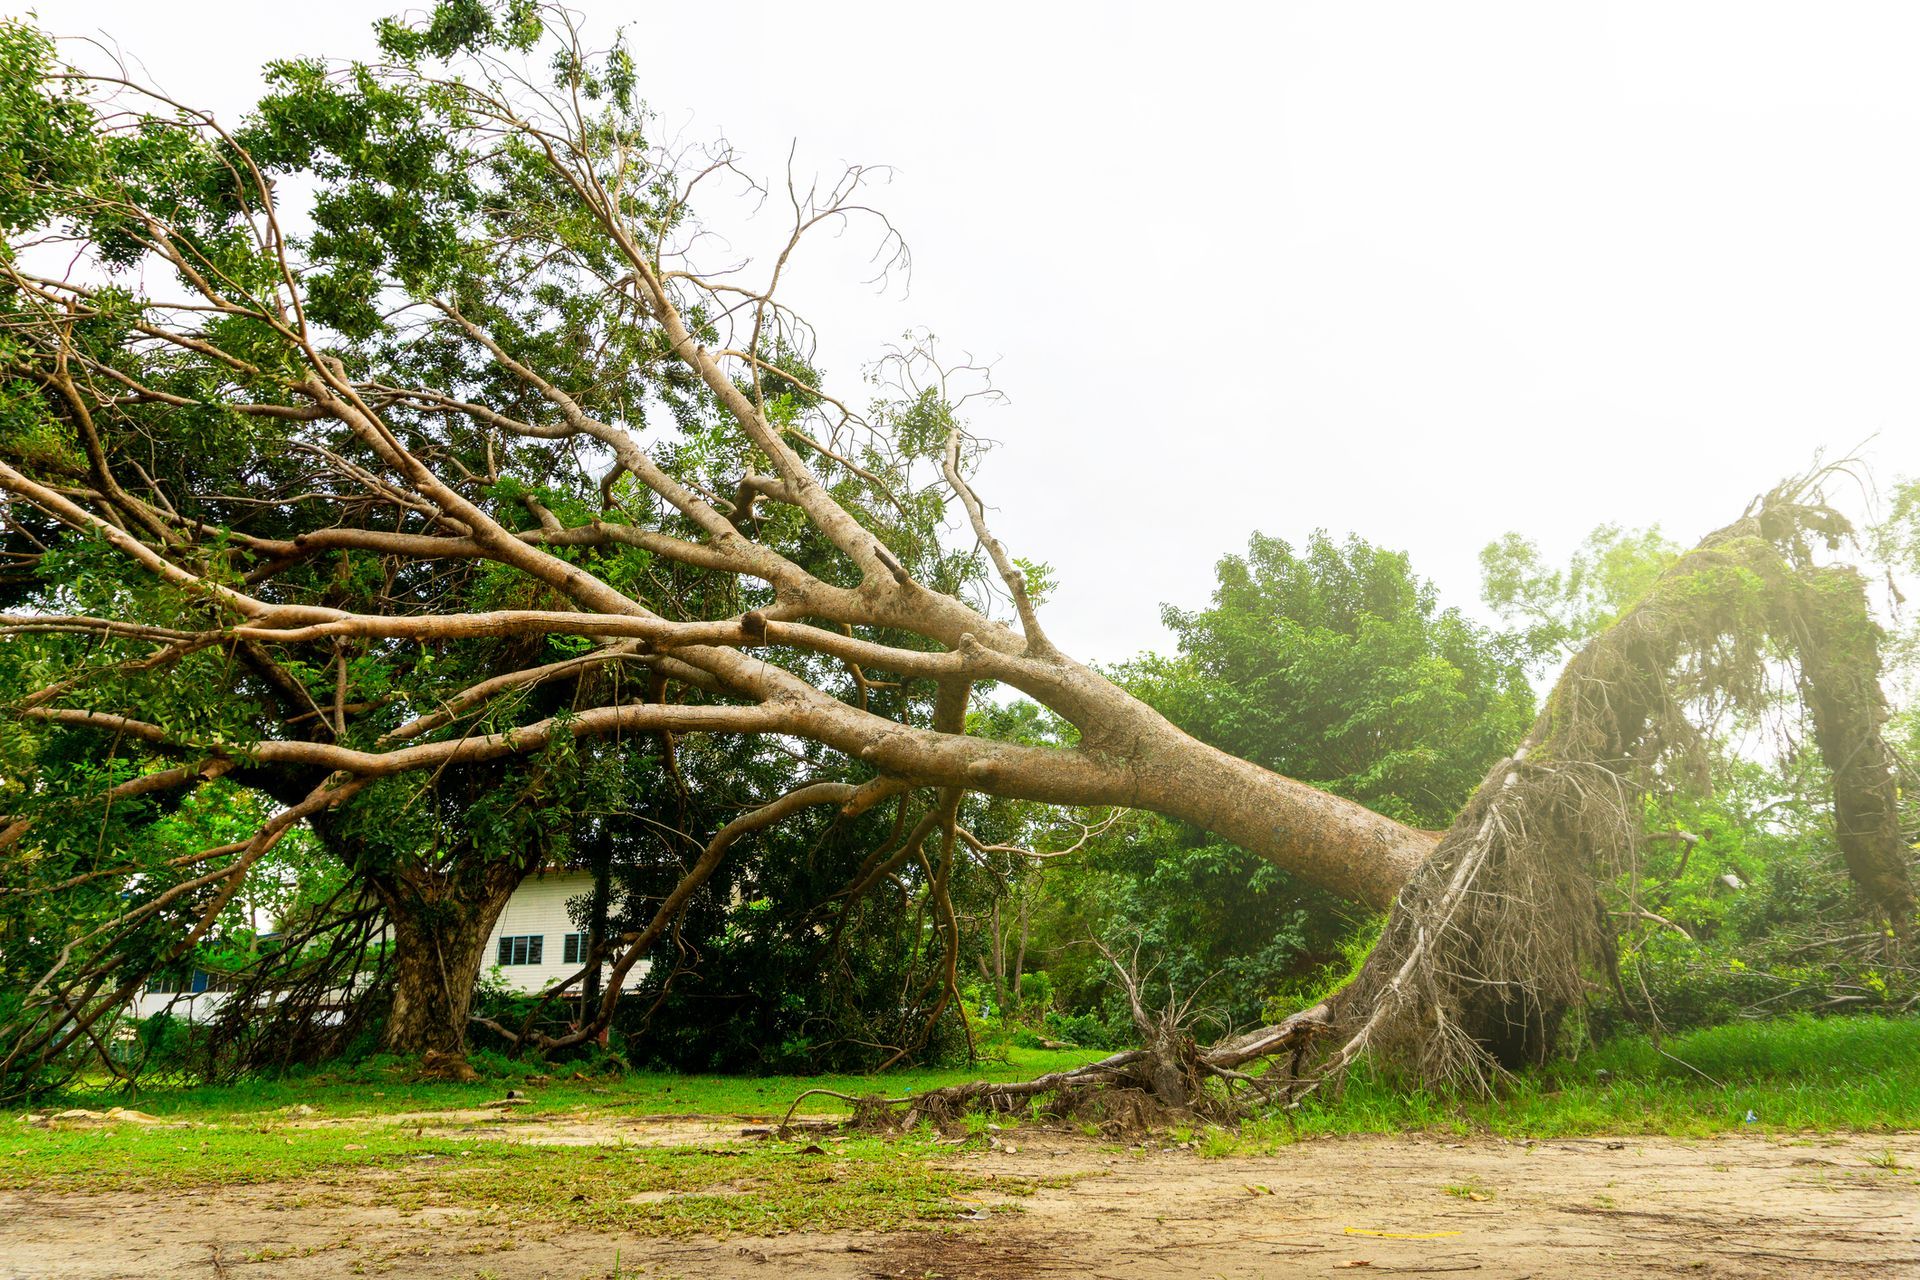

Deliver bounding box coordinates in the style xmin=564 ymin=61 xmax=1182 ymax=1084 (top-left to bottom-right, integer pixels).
xmin=1017 ymin=970 xmax=1053 ymax=1012
xmin=1044 ymin=1010 xmax=1125 ymax=1050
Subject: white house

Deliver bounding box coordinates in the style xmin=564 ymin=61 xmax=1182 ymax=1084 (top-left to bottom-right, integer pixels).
xmin=126 ymin=968 xmax=242 ymax=1023
xmin=128 ymin=867 xmax=641 ymax=1020
xmin=479 ymin=866 xmax=647 ymax=995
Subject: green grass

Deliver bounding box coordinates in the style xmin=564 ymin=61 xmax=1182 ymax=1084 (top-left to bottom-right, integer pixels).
xmin=1 ymin=1121 xmax=1037 ymax=1236
xmin=6 ymin=1016 xmax=1916 ymax=1238
xmin=1234 ymin=1013 xmax=1920 ymax=1147
xmin=35 ymin=1017 xmax=1920 ymax=1140
xmin=46 ymin=1045 xmax=1106 ymax=1124
xmin=4 ymin=1045 xmax=1096 ymax=1236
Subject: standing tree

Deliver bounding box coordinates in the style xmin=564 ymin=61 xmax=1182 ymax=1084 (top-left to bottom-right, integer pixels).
xmin=1479 ymin=522 xmax=1683 ymax=665
xmin=0 ymin=6 xmax=1909 ymax=1099
xmin=1147 ymin=529 xmax=1537 ymax=828
xmin=1029 ymin=531 xmax=1537 ymax=1033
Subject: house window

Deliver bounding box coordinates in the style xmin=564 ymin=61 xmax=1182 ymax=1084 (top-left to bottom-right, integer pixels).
xmin=497 ymin=935 xmax=544 ymax=966
xmin=562 ymin=932 xmax=589 ymax=965
xmin=144 ymin=969 xmax=238 ymax=996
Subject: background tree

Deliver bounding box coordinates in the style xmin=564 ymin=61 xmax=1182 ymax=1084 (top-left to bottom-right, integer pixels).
xmin=1028 ymin=531 xmax=1535 ymax=1035
xmin=1481 ymin=523 xmax=1683 ymax=664
xmin=1872 ymin=475 xmax=1920 ymax=680
xmin=1151 ymin=530 xmax=1535 ymax=826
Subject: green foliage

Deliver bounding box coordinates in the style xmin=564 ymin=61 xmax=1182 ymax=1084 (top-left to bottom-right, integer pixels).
xmin=1873 ymin=475 xmax=1920 ymax=575
xmin=1026 ymin=530 xmax=1533 ymax=1035
xmin=1480 ymin=522 xmax=1683 ymax=662
xmin=1013 ymin=556 xmax=1057 ymax=607
xmin=1872 ymin=475 xmax=1920 ymax=676
xmin=1260 ymin=916 xmax=1384 ymax=1023
xmin=1041 ymin=1010 xmax=1124 ymax=1050
xmin=0 ymin=4 xmax=1053 ymax=1087
xmin=0 ymin=0 xmax=859 ymax=1079
xmin=1016 ymin=969 xmax=1053 ymax=1011
xmin=374 ymin=0 xmax=543 ymax=61
xmin=1149 ymin=530 xmax=1535 ymax=826
xmin=554 ymin=731 xmax=999 ymax=1074
xmin=1591 ymin=754 xmax=1917 ymax=1035
xmin=1031 ymin=819 xmax=1362 ymax=1034
xmin=0 ymin=21 xmax=98 ymax=236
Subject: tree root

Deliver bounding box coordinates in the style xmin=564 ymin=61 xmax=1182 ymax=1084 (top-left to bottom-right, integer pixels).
xmin=417 ymin=1049 xmax=481 ymax=1083
xmin=855 ymin=1009 xmax=1336 ymax=1133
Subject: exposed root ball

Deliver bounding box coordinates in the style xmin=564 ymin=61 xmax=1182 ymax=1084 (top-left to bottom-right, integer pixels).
xmin=1321 ymin=473 xmax=1913 ymax=1090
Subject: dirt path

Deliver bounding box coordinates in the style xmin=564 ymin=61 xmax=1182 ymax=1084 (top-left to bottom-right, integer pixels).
xmin=3 ymin=1131 xmax=1915 ymax=1279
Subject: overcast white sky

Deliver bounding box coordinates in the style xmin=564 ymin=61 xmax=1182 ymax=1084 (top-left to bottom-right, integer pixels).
xmin=35 ymin=2 xmax=1920 ymax=663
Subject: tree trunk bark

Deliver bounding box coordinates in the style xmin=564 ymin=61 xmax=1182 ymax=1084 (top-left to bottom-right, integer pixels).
xmin=582 ymin=846 xmax=611 ymax=1020
xmin=802 ymin=646 xmax=1444 ymax=909
xmin=1129 ymin=733 xmax=1442 ymax=909
xmin=372 ymin=868 xmax=523 ymax=1072
xmin=988 ymin=899 xmax=1006 ymax=1010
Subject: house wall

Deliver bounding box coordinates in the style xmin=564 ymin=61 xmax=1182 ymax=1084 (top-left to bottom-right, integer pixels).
xmin=123 ymin=868 xmax=643 ymax=1021
xmin=480 ymin=868 xmax=644 ymax=995
xmin=125 ymin=987 xmax=227 ymax=1022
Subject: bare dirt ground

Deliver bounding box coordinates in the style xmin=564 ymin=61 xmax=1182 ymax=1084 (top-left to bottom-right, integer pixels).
xmin=2 ymin=1126 xmax=1915 ymax=1280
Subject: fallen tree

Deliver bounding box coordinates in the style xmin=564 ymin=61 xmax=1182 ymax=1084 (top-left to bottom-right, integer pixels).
xmin=905 ymin=481 xmax=1917 ymax=1121
xmin=0 ymin=7 xmax=1910 ymax=1097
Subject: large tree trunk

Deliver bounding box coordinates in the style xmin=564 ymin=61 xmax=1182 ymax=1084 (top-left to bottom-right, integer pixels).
xmin=370 ymin=866 xmax=526 ymax=1072
xmin=823 ymin=648 xmax=1444 ymax=908
xmin=1130 ymin=730 xmax=1440 ymax=907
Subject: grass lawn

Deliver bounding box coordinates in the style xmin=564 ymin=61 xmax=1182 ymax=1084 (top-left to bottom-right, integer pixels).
xmin=1227 ymin=1013 xmax=1920 ymax=1150
xmin=43 ymin=1045 xmax=1109 ymax=1123
xmin=3 ymin=1047 xmax=1097 ymax=1234
xmin=4 ymin=1017 xmax=1915 ymax=1237
xmin=1 ymin=1122 xmax=1048 ymax=1236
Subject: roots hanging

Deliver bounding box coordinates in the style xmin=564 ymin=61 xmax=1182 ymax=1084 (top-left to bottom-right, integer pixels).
xmin=1316 ymin=471 xmax=1913 ymax=1091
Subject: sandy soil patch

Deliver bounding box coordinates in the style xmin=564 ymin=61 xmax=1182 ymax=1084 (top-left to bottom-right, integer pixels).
xmin=2 ymin=1130 xmax=1914 ymax=1279
xmin=292 ymin=1106 xmax=845 ymax=1149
